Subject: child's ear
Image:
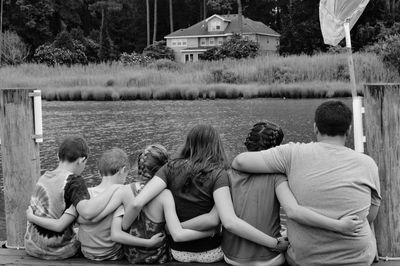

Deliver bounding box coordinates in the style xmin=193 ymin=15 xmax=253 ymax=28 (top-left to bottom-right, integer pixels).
xmin=76 ymin=157 xmax=87 ymax=165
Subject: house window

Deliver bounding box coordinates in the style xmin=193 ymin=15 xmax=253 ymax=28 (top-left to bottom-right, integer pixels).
xmin=217 ymin=37 xmax=224 ymax=45
xmin=182 ymin=41 xmax=187 ymax=46
xmin=216 ymin=25 xmax=220 ymax=30
xmin=185 ymin=54 xmax=194 ymax=63
xmin=177 ymin=42 xmax=182 ymax=46
xmin=209 ymin=38 xmax=215 ymax=45
xmin=201 ymin=39 xmax=206 ymax=46
xmin=172 ymin=41 xmax=177 ymax=46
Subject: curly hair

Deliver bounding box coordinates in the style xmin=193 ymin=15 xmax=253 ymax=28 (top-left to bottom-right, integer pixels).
xmin=244 ymin=121 xmax=284 ymax=151
xmin=137 ymin=144 xmax=169 ymax=181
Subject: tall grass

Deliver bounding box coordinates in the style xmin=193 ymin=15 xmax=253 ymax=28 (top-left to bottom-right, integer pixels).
xmin=0 ymin=53 xmax=398 ymax=100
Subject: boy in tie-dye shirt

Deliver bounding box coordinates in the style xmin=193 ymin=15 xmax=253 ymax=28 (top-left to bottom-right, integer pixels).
xmin=25 ymin=136 xmax=120 ymax=260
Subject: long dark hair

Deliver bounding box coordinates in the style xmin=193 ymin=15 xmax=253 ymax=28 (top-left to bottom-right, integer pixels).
xmin=174 ymin=125 xmax=228 ymax=192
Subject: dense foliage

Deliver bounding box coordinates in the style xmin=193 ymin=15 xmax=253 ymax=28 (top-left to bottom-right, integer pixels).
xmin=143 ymin=41 xmax=175 ymax=60
xmin=1 ymin=0 xmax=399 ymax=64
xmin=34 ymin=30 xmax=89 ymax=65
xmin=200 ymin=34 xmax=259 ymax=60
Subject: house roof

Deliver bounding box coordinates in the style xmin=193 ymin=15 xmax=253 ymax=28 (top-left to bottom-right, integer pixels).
xmin=165 ymin=14 xmax=280 ymax=39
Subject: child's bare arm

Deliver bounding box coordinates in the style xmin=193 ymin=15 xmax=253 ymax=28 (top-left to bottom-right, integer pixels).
xmin=111 ymin=213 xmax=164 ymax=248
xmin=214 ymin=186 xmax=287 ymax=250
xmin=180 ymin=206 xmax=220 ymax=231
xmin=90 ymin=186 xmax=128 ymax=223
xmin=122 ymin=176 xmax=166 ymax=230
xmin=276 ymin=181 xmax=363 ymax=236
xmin=161 ymin=190 xmax=215 ymax=242
xmin=76 ymin=184 xmax=122 ymax=220
xmin=26 ymin=206 xmax=76 ymax=232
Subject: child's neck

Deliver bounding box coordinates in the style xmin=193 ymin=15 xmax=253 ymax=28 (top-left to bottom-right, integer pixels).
xmin=96 ymin=175 xmax=119 ymax=189
xmin=56 ymin=162 xmax=76 ymax=175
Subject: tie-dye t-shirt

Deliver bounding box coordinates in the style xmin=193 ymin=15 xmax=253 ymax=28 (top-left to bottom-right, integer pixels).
xmin=25 ymin=170 xmax=90 ymax=260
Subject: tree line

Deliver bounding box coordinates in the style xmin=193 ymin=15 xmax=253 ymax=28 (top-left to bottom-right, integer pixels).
xmin=1 ymin=0 xmax=399 ymax=60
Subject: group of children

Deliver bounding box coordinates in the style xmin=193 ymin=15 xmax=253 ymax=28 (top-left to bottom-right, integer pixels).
xmin=25 ymin=122 xmax=359 ymax=265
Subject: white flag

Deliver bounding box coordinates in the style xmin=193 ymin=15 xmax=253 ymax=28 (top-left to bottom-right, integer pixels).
xmin=319 ymin=0 xmax=370 ymax=46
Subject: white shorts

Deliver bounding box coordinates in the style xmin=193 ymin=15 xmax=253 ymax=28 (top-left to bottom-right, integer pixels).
xmin=171 ymin=246 xmax=224 ymax=263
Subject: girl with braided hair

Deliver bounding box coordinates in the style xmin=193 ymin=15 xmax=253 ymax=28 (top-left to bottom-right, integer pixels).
xmin=222 ymin=121 xmax=364 ymax=266
xmin=121 ymin=125 xmax=289 ymax=263
xmin=95 ymin=144 xmax=216 ymax=264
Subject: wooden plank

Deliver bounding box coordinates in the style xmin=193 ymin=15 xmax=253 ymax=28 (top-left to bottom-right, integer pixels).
xmin=0 ymin=249 xmax=229 ymax=265
xmin=0 ymin=248 xmax=399 ymax=266
xmin=364 ymin=84 xmax=400 ymax=257
xmin=0 ymin=89 xmax=41 ymax=248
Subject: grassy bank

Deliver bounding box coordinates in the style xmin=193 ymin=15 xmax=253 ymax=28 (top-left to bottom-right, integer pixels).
xmin=1 ymin=53 xmax=398 ymax=100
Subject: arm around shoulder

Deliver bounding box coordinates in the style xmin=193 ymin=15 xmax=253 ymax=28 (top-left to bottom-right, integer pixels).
xmin=231 ymin=152 xmax=266 ymax=173
xmin=232 ymin=147 xmax=288 ymax=174
xmin=76 ymin=184 xmax=122 ymax=220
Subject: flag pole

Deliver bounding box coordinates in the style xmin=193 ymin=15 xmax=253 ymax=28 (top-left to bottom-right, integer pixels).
xmin=344 ymin=21 xmax=365 ymax=153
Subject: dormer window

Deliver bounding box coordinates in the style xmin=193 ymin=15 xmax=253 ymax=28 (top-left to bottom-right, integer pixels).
xmin=216 ymin=24 xmax=220 ymax=30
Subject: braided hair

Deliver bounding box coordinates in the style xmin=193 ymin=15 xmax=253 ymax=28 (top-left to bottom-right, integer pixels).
xmin=137 ymin=144 xmax=169 ymax=181
xmin=244 ymin=121 xmax=284 ymax=151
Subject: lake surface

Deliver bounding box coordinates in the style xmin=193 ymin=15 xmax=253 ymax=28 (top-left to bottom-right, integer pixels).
xmin=0 ymin=98 xmax=353 ymax=240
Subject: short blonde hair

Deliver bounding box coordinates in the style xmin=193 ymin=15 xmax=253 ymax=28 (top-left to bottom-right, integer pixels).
xmin=98 ymin=148 xmax=129 ymax=176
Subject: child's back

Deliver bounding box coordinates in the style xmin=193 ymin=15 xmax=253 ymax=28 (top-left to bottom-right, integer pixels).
xmin=77 ymin=148 xmax=129 ymax=261
xmin=78 ymin=186 xmax=124 ymax=260
xmin=123 ymin=182 xmax=169 ymax=264
xmin=25 ymin=169 xmax=86 ymax=259
xmin=25 ymin=137 xmax=91 ymax=260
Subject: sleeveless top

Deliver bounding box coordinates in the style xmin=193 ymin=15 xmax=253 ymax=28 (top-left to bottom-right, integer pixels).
xmin=124 ymin=182 xmax=170 ymax=264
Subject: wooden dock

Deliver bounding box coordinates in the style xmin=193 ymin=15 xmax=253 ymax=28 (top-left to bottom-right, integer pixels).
xmin=1 ymin=248 xmax=400 ymax=266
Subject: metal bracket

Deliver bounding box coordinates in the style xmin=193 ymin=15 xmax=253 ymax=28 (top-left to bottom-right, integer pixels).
xmin=28 ymin=91 xmax=41 ymax=97
xmin=31 ymin=134 xmax=43 ymax=140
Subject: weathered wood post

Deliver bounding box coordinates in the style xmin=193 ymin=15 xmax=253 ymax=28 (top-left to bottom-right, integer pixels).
xmin=364 ymin=83 xmax=400 ymax=258
xmin=0 ymin=89 xmax=40 ymax=248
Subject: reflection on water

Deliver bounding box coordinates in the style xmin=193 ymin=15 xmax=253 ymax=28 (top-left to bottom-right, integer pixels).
xmin=0 ymin=98 xmax=352 ymax=240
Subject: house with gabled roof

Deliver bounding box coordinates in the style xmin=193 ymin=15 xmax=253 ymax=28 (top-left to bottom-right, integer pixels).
xmin=165 ymin=14 xmax=280 ymax=63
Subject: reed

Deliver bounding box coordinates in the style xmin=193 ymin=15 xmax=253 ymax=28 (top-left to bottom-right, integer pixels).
xmin=1 ymin=53 xmax=398 ymax=101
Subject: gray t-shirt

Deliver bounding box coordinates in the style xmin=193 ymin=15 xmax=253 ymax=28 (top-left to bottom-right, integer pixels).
xmin=260 ymin=142 xmax=381 ymax=266
xmin=222 ymin=169 xmax=286 ymax=264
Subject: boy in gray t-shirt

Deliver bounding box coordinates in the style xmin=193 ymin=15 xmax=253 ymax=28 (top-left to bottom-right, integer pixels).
xmin=232 ymin=101 xmax=381 ymax=266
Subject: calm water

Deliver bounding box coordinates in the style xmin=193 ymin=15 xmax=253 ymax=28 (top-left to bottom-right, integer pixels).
xmin=0 ymin=98 xmax=353 ymax=240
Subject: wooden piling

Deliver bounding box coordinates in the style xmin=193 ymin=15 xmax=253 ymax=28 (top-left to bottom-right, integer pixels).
xmin=0 ymin=89 xmax=40 ymax=248
xmin=363 ymin=83 xmax=400 ymax=257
